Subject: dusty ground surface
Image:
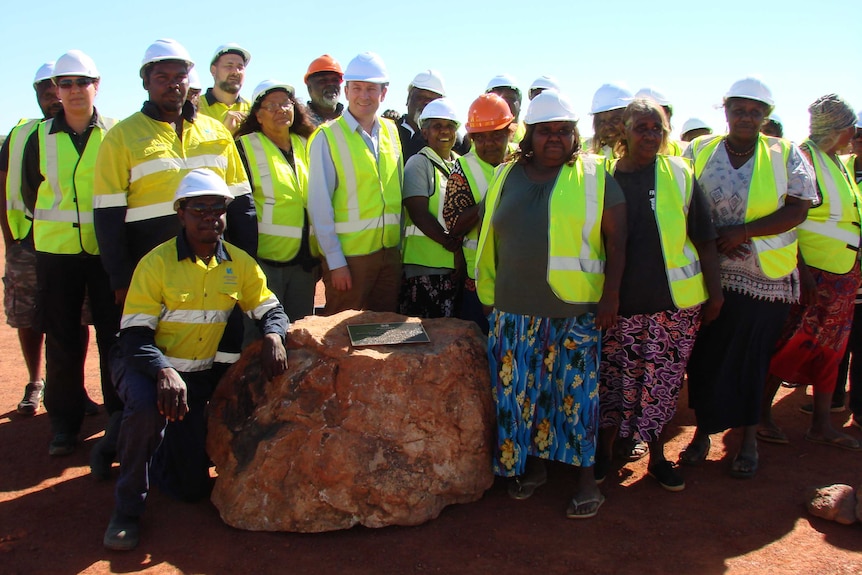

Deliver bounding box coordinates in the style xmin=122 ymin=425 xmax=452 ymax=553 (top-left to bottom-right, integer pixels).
xmin=1 ymin=245 xmax=861 ymax=574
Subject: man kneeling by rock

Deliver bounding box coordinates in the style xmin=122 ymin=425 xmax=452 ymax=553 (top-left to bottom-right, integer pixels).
xmin=103 ymin=169 xmax=288 ymax=551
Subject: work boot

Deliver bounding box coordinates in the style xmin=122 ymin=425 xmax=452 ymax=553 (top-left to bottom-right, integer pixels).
xmin=17 ymin=380 xmax=45 ymax=416
xmin=90 ymin=411 xmax=122 ymax=480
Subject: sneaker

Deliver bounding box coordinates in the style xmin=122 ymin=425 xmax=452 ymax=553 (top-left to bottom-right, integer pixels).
xmin=48 ymin=433 xmax=77 ymax=457
xmin=16 ymin=380 xmax=44 ymax=416
xmin=799 ymin=402 xmax=845 ymax=415
xmin=647 ymin=460 xmax=686 ymax=492
xmin=103 ymin=510 xmax=140 ymax=551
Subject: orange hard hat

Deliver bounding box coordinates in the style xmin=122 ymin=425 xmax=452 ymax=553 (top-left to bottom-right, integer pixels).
xmin=305 ymin=54 xmax=343 ymax=83
xmin=466 ymin=93 xmax=514 ymax=134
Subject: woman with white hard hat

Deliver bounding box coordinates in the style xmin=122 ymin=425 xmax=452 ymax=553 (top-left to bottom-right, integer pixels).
xmin=760 ymin=95 xmax=862 ymax=451
xmin=234 ymin=80 xmax=319 ymax=327
xmin=400 ymin=98 xmax=463 ymax=318
xmin=634 ymin=87 xmax=683 ymax=156
xmin=680 ymin=118 xmax=712 ymax=143
xmin=596 ymin=98 xmax=723 ymax=492
xmin=588 ymin=82 xmax=632 ymax=158
xmin=475 ymin=90 xmax=627 ymax=518
xmin=442 ymin=93 xmax=515 ymax=333
xmin=681 ymin=77 xmax=817 ymax=478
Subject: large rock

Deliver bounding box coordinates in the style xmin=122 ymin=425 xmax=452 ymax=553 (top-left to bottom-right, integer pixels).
xmin=207 ymin=310 xmax=495 ymax=533
xmin=807 ymin=484 xmax=858 ymax=525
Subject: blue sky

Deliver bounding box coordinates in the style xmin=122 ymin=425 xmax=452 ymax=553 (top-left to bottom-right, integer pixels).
xmin=2 ymin=0 xmax=858 ymax=143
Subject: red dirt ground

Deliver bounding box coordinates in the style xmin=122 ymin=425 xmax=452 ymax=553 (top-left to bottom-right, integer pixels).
xmin=1 ymin=243 xmax=861 ymax=574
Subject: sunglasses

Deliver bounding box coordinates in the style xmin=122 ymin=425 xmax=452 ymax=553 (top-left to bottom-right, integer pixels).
xmin=56 ymin=78 xmax=97 ymax=89
xmin=182 ymin=203 xmax=227 ymax=217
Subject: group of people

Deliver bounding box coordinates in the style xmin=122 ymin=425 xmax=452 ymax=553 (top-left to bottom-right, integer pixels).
xmin=3 ymin=37 xmax=861 ymax=548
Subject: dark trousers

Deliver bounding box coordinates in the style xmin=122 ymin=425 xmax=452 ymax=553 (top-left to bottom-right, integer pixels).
xmin=113 ymin=355 xmax=218 ymax=517
xmin=834 ymin=303 xmax=862 ymax=416
xmin=36 ymin=252 xmax=121 ymax=435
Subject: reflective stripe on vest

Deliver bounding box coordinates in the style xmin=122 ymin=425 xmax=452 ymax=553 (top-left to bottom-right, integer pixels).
xmin=402 ymin=147 xmax=456 ymax=268
xmin=239 ymin=132 xmax=307 ymax=261
xmin=476 ymin=156 xmax=606 ymax=305
xmin=691 ymin=134 xmax=797 ymax=279
xmin=797 ymin=140 xmax=862 ymax=274
xmin=34 ymin=119 xmax=110 ymax=254
xmin=321 ymin=116 xmax=401 ymax=256
xmin=611 ymin=156 xmax=708 ymax=308
xmin=5 ymin=119 xmax=40 ymax=240
xmin=459 ymin=152 xmax=495 ymax=279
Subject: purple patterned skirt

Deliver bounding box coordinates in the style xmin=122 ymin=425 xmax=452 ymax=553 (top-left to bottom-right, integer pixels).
xmin=599 ymin=306 xmax=701 ymax=442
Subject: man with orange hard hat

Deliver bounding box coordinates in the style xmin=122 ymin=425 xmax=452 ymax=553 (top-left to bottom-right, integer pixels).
xmin=304 ymin=54 xmax=344 ymax=127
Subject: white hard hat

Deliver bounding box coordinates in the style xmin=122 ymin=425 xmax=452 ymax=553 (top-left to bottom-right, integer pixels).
xmin=766 ymin=113 xmax=782 ymax=126
xmin=33 ymin=61 xmax=55 ymax=85
xmin=530 ymin=76 xmax=560 ymax=92
xmin=211 ymin=43 xmax=251 ymax=66
xmin=173 ymin=168 xmax=234 ymax=210
xmin=590 ymin=82 xmax=632 ymax=114
xmin=724 ymin=76 xmax=774 ymax=107
xmin=681 ymin=117 xmax=710 ymax=134
xmin=252 ymin=79 xmax=295 ymax=105
xmin=635 ymin=86 xmax=671 ymax=107
xmin=140 ymin=39 xmax=194 ymax=78
xmin=53 ymin=50 xmax=99 ymax=79
xmin=188 ymin=67 xmax=202 ymax=90
xmin=418 ymin=98 xmax=460 ymax=127
xmin=486 ymin=74 xmax=520 ymax=94
xmin=524 ymin=90 xmax=579 ymax=125
xmin=409 ymin=69 xmax=446 ymax=97
xmin=343 ymin=52 xmax=389 ymax=83
xmin=856 ymin=112 xmax=862 ymax=129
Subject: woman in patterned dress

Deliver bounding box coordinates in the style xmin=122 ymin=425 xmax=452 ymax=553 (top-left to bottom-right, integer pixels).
xmin=597 ymin=98 xmax=723 ymax=492
xmin=475 ymin=90 xmax=627 ymax=518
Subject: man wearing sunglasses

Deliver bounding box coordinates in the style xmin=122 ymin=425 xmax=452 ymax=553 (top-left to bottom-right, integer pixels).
xmin=19 ymin=50 xmax=121 ymax=457
xmin=103 ymin=168 xmax=288 ymax=551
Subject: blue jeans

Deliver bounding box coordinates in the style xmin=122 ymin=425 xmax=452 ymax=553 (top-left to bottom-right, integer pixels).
xmin=112 ymin=352 xmax=218 ymax=517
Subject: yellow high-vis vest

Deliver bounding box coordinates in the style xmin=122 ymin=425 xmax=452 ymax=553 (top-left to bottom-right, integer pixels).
xmin=402 ymin=147 xmax=456 ymax=269
xmin=4 ymin=118 xmax=40 ymax=240
xmin=476 ymin=155 xmax=607 ymax=306
xmin=34 ymin=117 xmax=116 ymax=255
xmin=609 ymin=155 xmax=708 ymax=309
xmin=93 ymin=112 xmax=250 ymax=223
xmin=797 ymin=140 xmax=862 ymax=274
xmin=690 ymin=134 xmax=797 ymax=279
xmin=317 ymin=116 xmax=402 ymax=256
xmin=458 ymin=151 xmax=496 ymax=280
xmin=237 ymin=132 xmax=308 ymax=262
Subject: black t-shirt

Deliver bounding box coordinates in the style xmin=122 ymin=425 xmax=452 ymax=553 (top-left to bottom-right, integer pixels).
xmin=613 ymin=160 xmax=716 ymax=315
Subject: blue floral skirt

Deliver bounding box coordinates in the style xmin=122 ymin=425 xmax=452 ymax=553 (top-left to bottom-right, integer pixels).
xmin=488 ymin=310 xmax=600 ymax=477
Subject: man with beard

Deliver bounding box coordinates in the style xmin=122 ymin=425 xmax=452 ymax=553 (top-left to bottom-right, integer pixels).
xmin=92 ymin=39 xmax=255 ymax=477
xmin=304 ymin=54 xmax=344 ymax=127
xmin=0 ymin=62 xmax=64 ymax=417
xmin=198 ymin=43 xmax=251 ymax=135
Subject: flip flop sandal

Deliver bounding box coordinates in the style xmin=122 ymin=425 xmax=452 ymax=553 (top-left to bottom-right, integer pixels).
xmin=566 ymin=494 xmax=606 ymax=519
xmin=804 ymin=432 xmax=862 ymax=452
xmin=679 ymin=437 xmax=710 ymax=467
xmin=506 ymin=465 xmax=548 ymax=500
xmin=756 ymin=425 xmax=790 ymax=445
xmin=729 ymin=453 xmax=758 ymax=479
